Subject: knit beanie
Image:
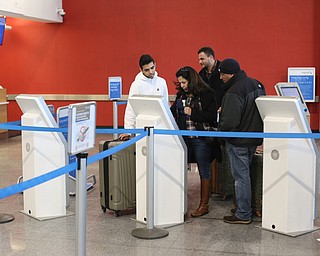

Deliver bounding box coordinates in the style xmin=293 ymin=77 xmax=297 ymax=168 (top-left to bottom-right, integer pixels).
xmin=218 ymin=58 xmax=241 ymax=74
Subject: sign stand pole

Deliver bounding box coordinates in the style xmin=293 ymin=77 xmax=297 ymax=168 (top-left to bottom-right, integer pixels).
xmin=76 ymin=152 xmax=88 ymax=256
xmin=113 ymin=100 xmax=118 ymax=140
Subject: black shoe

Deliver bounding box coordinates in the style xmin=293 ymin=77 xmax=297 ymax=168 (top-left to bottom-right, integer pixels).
xmin=223 ymin=215 xmax=251 ymax=224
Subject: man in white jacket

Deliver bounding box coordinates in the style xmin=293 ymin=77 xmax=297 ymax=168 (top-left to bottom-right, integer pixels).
xmin=119 ymin=54 xmax=169 ymax=140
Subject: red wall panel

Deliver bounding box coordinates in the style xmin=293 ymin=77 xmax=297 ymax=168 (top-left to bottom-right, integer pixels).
xmin=0 ymin=0 xmax=319 ymax=129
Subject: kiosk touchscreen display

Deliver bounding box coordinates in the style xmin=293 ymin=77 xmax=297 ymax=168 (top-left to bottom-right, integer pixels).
xmin=280 ymin=86 xmax=305 ymax=104
xmin=15 ymin=95 xmax=67 ymax=146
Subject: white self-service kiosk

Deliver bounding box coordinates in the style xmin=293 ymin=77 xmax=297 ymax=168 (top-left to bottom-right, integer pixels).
xmin=256 ymin=96 xmax=318 ymax=236
xmin=129 ymin=95 xmax=187 ymax=226
xmin=16 ymin=95 xmax=68 ymax=220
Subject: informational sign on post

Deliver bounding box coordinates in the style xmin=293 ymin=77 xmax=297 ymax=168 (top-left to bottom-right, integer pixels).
xmin=288 ymin=67 xmax=316 ymax=102
xmin=108 ymin=76 xmax=122 ymax=100
xmin=68 ymin=102 xmax=96 ymax=155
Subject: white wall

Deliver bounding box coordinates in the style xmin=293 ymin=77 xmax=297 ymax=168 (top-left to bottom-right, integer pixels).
xmin=0 ymin=0 xmax=63 ymax=23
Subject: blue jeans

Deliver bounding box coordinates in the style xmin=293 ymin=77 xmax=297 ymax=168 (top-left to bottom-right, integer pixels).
xmin=225 ymin=141 xmax=256 ymax=220
xmin=190 ymin=138 xmax=212 ymax=180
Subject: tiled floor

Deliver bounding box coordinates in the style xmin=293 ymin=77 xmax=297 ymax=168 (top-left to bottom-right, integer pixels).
xmin=1 ymin=134 xmax=320 ymax=255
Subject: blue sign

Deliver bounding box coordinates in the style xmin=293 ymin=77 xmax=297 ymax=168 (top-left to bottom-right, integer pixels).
xmin=0 ymin=17 xmax=5 ymax=46
xmin=288 ymin=68 xmax=316 ymax=102
xmin=289 ymin=76 xmax=314 ymax=102
xmin=108 ymin=76 xmax=122 ymax=100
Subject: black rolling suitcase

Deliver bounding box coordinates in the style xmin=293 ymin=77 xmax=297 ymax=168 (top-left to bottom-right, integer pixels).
xmin=99 ymin=140 xmax=136 ymax=216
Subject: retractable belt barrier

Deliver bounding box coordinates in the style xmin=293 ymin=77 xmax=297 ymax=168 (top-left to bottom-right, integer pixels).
xmin=0 ymin=120 xmax=319 ymax=200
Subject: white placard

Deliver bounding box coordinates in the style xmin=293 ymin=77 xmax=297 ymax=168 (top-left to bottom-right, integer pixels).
xmin=68 ymin=102 xmax=96 ymax=155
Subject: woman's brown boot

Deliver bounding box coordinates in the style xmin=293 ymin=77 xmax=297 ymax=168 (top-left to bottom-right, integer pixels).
xmin=191 ymin=179 xmax=211 ymax=217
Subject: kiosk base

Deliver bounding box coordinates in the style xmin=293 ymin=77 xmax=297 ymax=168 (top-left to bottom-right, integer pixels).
xmin=257 ymin=225 xmax=320 ymax=237
xmin=20 ymin=210 xmax=74 ymax=221
xmin=132 ymin=227 xmax=169 ymax=240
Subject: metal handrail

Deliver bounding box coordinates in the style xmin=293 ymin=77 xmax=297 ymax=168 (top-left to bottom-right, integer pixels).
xmin=7 ymin=94 xmax=176 ymax=101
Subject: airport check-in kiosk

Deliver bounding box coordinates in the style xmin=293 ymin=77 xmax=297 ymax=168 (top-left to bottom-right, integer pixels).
xmin=16 ymin=95 xmax=68 ymax=220
xmin=256 ymin=96 xmax=318 ymax=236
xmin=129 ymin=95 xmax=187 ymax=226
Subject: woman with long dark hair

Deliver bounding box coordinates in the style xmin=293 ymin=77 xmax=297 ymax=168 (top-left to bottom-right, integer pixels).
xmin=171 ymin=66 xmax=220 ymax=217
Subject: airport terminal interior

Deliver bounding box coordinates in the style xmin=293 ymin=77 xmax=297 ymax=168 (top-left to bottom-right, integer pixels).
xmin=1 ymin=133 xmax=320 ymax=256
